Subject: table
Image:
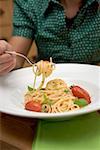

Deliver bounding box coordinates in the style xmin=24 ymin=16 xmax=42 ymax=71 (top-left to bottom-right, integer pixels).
xmin=0 ymin=113 xmax=37 ymax=150
xmin=0 ymin=112 xmax=100 ymax=150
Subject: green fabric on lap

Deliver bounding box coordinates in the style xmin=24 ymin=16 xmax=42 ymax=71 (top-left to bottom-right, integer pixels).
xmin=32 ymin=112 xmax=100 ymax=150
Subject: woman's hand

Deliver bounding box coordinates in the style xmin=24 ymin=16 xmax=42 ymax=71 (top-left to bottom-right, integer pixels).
xmin=0 ymin=40 xmax=16 ymax=75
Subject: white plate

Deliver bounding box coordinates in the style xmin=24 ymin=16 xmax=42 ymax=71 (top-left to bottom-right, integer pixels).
xmin=0 ymin=64 xmax=100 ymax=120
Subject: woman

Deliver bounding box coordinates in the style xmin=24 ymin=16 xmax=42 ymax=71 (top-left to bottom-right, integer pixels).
xmin=0 ymin=0 xmax=100 ymax=75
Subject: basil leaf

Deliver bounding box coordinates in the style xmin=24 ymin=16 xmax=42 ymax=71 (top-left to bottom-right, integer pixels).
xmin=43 ymin=94 xmax=54 ymax=105
xmin=48 ymin=100 xmax=55 ymax=105
xmin=43 ymin=94 xmax=48 ymax=104
xmin=74 ymin=98 xmax=88 ymax=107
xmin=28 ymin=86 xmax=33 ymax=91
xmin=64 ymin=89 xmax=69 ymax=93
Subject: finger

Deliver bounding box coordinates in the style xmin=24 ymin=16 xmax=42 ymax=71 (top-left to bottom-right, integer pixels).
xmin=6 ymin=44 xmax=16 ymax=58
xmin=0 ymin=62 xmax=16 ymax=76
xmin=0 ymin=58 xmax=16 ymax=73
xmin=0 ymin=54 xmax=14 ymax=64
xmin=0 ymin=40 xmax=8 ymax=54
xmin=6 ymin=42 xmax=13 ymax=51
xmin=0 ymin=40 xmax=14 ymax=55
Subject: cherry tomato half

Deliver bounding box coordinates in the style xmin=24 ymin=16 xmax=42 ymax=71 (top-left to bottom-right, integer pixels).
xmin=70 ymin=85 xmax=91 ymax=104
xmin=25 ymin=101 xmax=42 ymax=112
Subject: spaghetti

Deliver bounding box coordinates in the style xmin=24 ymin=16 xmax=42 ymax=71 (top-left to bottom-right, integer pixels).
xmin=24 ymin=59 xmax=90 ymax=113
xmin=25 ymin=78 xmax=80 ymax=113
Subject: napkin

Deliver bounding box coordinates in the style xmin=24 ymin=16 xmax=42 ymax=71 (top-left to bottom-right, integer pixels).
xmin=32 ymin=112 xmax=100 ymax=150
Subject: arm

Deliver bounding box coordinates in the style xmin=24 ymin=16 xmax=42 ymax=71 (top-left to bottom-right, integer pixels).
xmin=0 ymin=0 xmax=36 ymax=75
xmin=9 ymin=36 xmax=33 ymax=68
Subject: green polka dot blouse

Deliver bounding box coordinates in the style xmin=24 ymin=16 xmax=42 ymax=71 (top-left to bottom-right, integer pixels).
xmin=13 ymin=0 xmax=100 ymax=64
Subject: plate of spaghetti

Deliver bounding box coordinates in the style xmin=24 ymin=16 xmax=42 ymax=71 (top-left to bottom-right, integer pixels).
xmin=0 ymin=60 xmax=100 ymax=120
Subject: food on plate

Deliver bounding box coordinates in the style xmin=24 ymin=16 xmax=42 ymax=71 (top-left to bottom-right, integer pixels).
xmin=24 ymin=59 xmax=91 ymax=113
xmin=70 ymin=85 xmax=91 ymax=104
xmin=32 ymin=57 xmax=55 ymax=89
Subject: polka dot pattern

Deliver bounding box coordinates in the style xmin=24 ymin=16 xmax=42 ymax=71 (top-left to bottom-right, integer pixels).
xmin=13 ymin=0 xmax=100 ymax=64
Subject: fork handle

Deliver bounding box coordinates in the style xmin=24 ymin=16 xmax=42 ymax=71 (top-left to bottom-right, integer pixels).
xmin=5 ymin=51 xmax=33 ymax=66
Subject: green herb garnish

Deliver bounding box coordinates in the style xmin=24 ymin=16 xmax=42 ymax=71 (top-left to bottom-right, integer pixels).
xmin=43 ymin=94 xmax=48 ymax=103
xmin=43 ymin=94 xmax=54 ymax=105
xmin=28 ymin=86 xmax=33 ymax=91
xmin=64 ymin=89 xmax=69 ymax=93
xmin=74 ymin=98 xmax=88 ymax=107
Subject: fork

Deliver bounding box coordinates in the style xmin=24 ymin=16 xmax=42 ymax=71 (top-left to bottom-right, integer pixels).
xmin=5 ymin=51 xmax=33 ymax=66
